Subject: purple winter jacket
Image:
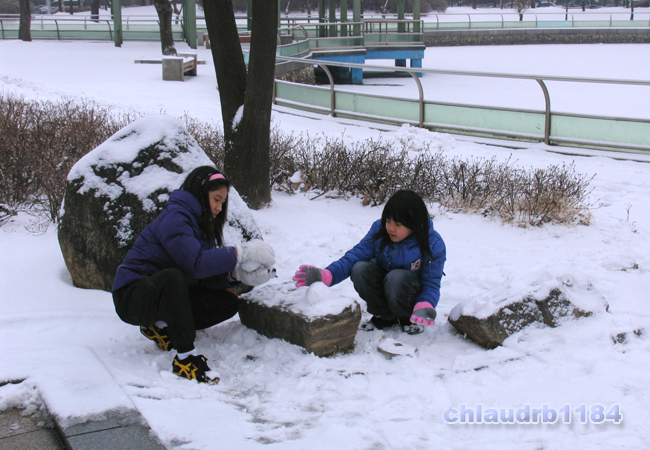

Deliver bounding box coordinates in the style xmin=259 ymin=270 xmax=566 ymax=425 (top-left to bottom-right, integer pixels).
xmin=112 ymin=189 xmax=237 ymax=292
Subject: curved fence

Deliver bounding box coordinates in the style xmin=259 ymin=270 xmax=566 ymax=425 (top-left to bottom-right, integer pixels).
xmin=2 ymin=13 xmax=649 ymax=154
xmin=273 ymin=55 xmax=650 ymax=154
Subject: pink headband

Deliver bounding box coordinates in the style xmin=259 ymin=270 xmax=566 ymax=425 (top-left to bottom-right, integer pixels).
xmin=202 ymin=173 xmax=225 ymax=185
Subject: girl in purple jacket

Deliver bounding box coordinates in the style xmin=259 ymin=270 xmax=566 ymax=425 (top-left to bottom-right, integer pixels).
xmin=294 ymin=190 xmax=446 ymax=335
xmin=113 ymin=166 xmax=275 ymax=384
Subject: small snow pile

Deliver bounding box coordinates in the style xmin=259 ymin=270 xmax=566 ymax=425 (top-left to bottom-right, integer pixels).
xmin=247 ymin=281 xmax=358 ymax=319
xmin=386 ymin=123 xmax=459 ymax=155
xmin=0 ymin=382 xmax=41 ymax=414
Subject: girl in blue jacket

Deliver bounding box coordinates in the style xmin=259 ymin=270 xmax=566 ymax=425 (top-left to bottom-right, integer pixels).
xmin=113 ymin=166 xmax=275 ymax=384
xmin=294 ymin=190 xmax=445 ymax=335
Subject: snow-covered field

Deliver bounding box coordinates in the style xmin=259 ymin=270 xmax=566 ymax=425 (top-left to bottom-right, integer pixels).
xmin=1 ymin=15 xmax=650 ymax=449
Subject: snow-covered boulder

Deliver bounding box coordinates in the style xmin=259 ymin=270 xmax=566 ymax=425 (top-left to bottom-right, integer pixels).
xmin=239 ymin=282 xmax=361 ymax=357
xmin=448 ymin=274 xmax=608 ymax=349
xmin=58 ymin=114 xmax=261 ymax=292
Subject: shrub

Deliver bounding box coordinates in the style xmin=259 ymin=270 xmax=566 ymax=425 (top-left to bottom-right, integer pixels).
xmin=0 ymin=94 xmax=594 ymax=231
xmin=0 ymin=0 xmax=23 ymax=14
xmin=271 ymin=134 xmax=593 ymax=226
xmin=0 ymin=95 xmax=139 ymax=230
xmin=428 ymin=0 xmax=449 ymax=12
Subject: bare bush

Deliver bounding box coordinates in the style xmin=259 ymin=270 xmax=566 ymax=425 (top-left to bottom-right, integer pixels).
xmin=180 ymin=113 xmax=224 ymax=167
xmin=0 ymin=94 xmax=593 ymax=231
xmin=269 ymin=133 xmax=594 ymax=227
xmin=428 ymin=0 xmax=449 ymax=12
xmin=0 ymin=94 xmax=140 ymax=229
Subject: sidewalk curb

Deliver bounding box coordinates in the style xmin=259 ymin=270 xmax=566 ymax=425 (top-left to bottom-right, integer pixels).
xmin=1 ymin=347 xmax=167 ymax=450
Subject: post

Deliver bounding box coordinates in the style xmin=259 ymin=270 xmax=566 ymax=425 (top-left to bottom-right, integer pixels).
xmin=318 ymin=0 xmax=326 ymax=37
xmin=353 ymin=0 xmax=361 ymax=36
xmin=112 ymin=0 xmax=122 ymax=47
xmin=329 ymin=0 xmax=337 ymax=37
xmin=414 ymin=0 xmax=421 ymax=33
xmin=184 ymin=0 xmax=196 ymax=49
xmin=397 ymin=0 xmax=405 ymax=33
xmin=340 ymin=0 xmax=348 ymax=36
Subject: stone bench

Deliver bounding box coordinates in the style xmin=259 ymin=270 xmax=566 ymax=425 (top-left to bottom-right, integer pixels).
xmin=239 ymin=282 xmax=361 ymax=357
xmin=162 ymin=53 xmax=198 ymax=81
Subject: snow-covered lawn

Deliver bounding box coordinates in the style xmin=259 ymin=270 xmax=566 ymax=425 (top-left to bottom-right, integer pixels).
xmin=1 ymin=28 xmax=650 ymax=449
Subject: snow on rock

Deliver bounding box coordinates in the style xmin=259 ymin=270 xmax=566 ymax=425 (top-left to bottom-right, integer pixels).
xmin=449 ymin=270 xmax=609 ymax=349
xmin=251 ymin=281 xmax=358 ymax=319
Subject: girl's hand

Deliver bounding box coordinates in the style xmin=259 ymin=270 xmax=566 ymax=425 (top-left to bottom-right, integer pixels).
xmin=410 ymin=302 xmax=437 ymax=326
xmin=293 ymin=265 xmax=332 ymax=287
xmin=235 ymin=240 xmax=276 ymax=269
xmin=235 ymin=266 xmax=276 ymax=286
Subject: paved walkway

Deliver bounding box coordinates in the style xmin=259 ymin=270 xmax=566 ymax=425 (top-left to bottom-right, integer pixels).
xmin=0 ymin=408 xmax=64 ymax=450
xmin=0 ymin=406 xmax=167 ymax=450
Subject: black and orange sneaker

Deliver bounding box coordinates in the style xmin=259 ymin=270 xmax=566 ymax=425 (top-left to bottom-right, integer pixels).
xmin=172 ymin=354 xmax=220 ymax=385
xmin=140 ymin=325 xmax=173 ymax=351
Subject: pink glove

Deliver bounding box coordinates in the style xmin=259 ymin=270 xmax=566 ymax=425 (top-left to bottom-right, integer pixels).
xmin=410 ymin=302 xmax=437 ymax=326
xmin=293 ymin=265 xmax=332 ymax=287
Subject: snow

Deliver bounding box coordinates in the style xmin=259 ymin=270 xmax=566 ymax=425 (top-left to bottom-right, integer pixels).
xmin=2 ymin=7 xmax=650 ymax=448
xmin=251 ymin=281 xmax=359 ymax=319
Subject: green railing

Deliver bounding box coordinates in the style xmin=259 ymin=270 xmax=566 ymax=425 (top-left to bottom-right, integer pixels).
xmin=0 ymin=15 xmax=184 ymax=40
xmin=4 ymin=11 xmax=647 ymax=42
xmin=273 ymin=55 xmax=650 ymax=154
xmin=419 ymin=11 xmax=650 ymax=30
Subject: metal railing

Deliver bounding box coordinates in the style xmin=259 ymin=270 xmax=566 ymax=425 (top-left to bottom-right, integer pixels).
xmin=3 ymin=11 xmax=648 ymax=41
xmin=422 ymin=11 xmax=650 ymax=30
xmin=0 ymin=14 xmax=184 ymax=40
xmin=272 ymin=55 xmax=650 ymax=154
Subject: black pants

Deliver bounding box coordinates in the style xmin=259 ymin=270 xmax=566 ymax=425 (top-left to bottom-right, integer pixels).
xmin=113 ymin=268 xmax=240 ymax=353
xmin=350 ymin=261 xmax=421 ymax=322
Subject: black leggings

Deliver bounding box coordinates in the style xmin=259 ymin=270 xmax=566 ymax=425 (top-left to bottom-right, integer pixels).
xmin=113 ymin=268 xmax=240 ymax=353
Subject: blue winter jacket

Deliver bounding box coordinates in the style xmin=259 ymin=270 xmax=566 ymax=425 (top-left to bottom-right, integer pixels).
xmin=112 ymin=189 xmax=237 ymax=292
xmin=325 ymin=218 xmax=446 ymax=308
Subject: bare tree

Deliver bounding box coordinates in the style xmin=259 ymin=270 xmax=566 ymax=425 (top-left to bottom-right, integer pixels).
xmin=153 ymin=0 xmax=177 ymax=55
xmin=514 ymin=0 xmax=533 ymax=20
xmin=203 ymin=0 xmax=278 ymax=209
xmin=18 ymin=0 xmax=31 ymax=41
xmin=91 ymin=0 xmax=101 ymax=21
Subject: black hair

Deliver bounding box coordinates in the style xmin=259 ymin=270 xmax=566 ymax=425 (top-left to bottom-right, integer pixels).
xmin=180 ymin=166 xmax=230 ymax=247
xmin=373 ymin=190 xmax=432 ymax=259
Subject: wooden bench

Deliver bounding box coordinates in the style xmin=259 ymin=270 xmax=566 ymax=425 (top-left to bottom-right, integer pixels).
xmin=162 ymin=52 xmax=197 ymax=81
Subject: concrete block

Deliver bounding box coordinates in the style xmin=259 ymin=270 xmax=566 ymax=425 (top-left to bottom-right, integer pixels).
xmin=162 ymin=57 xmax=184 ymax=81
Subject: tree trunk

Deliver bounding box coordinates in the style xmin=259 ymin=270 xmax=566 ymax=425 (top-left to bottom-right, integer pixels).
xmin=204 ymin=0 xmax=247 ymax=143
xmin=204 ymin=0 xmax=277 ymax=209
xmin=229 ymin=0 xmax=277 ymax=208
xmin=18 ymin=0 xmax=31 ymax=41
xmin=91 ymin=0 xmax=100 ymax=21
xmin=153 ymin=0 xmax=177 ymax=55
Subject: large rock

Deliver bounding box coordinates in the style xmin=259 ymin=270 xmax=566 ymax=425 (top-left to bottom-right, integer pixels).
xmin=58 ymin=114 xmax=261 ymax=292
xmin=449 ymin=276 xmax=608 ymax=349
xmin=239 ymin=282 xmax=361 ymax=357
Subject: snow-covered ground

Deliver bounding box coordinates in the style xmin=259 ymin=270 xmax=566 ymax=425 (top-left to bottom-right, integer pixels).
xmin=1 ymin=16 xmax=650 ymax=449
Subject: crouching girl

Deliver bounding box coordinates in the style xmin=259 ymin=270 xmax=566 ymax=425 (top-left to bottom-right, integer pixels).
xmin=294 ymin=190 xmax=445 ymax=335
xmin=112 ymin=166 xmax=275 ymax=384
